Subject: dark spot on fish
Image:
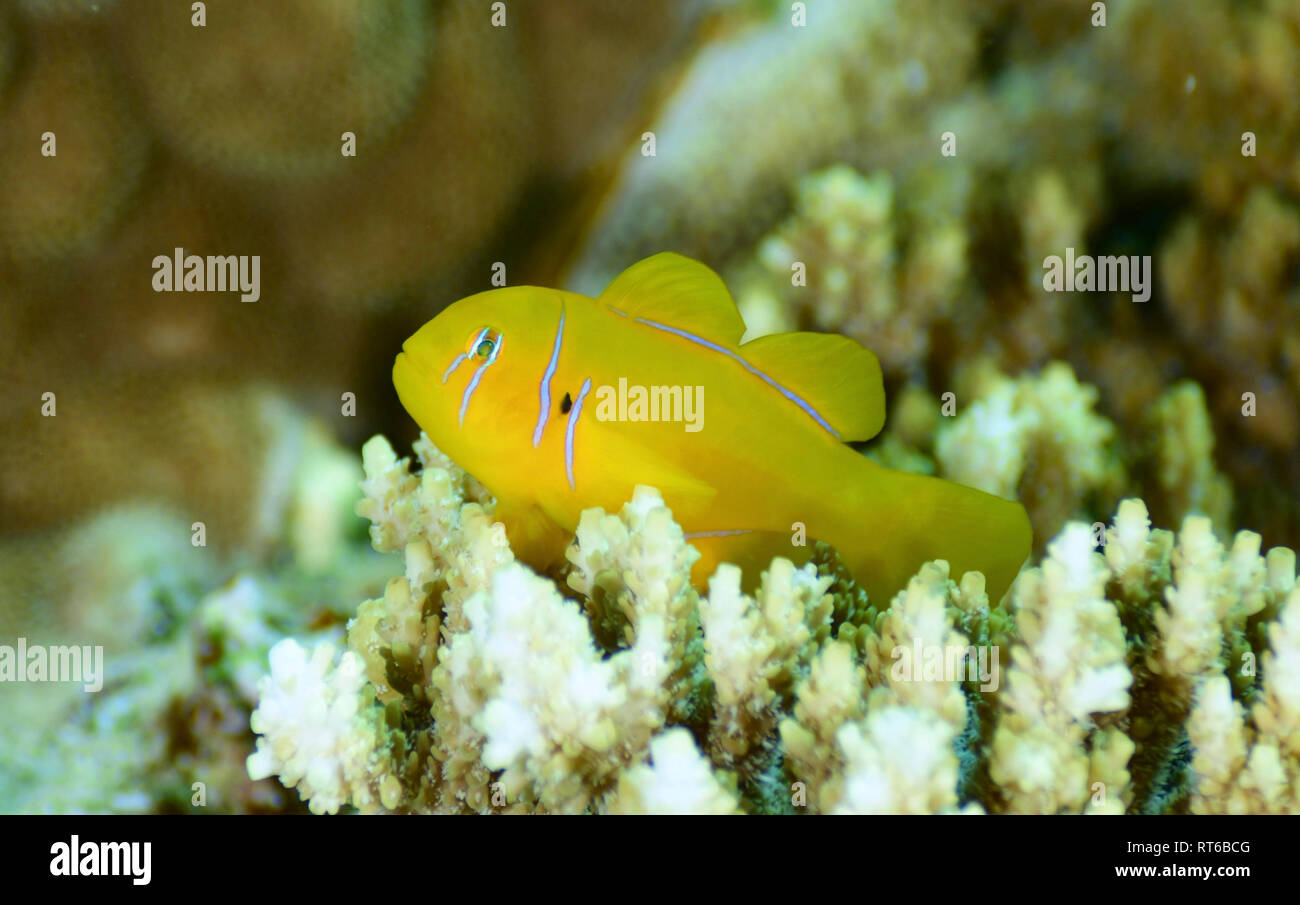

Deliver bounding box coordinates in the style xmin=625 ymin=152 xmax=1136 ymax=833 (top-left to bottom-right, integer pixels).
xmin=560 ymin=392 xmax=572 ymax=414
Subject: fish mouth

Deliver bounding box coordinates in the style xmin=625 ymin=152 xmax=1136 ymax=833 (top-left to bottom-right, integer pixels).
xmin=392 ymin=349 xmax=428 ymax=413
xmin=394 ymin=340 xmax=437 ymax=385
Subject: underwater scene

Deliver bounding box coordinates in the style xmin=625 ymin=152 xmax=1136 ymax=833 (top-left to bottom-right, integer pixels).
xmin=1 ymin=0 xmax=1298 ymax=818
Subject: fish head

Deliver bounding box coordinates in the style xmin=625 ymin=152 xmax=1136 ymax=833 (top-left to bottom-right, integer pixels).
xmin=393 ymin=285 xmax=565 ymax=490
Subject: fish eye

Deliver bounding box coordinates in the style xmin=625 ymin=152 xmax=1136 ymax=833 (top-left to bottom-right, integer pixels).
xmin=470 ymin=327 xmax=500 ymax=359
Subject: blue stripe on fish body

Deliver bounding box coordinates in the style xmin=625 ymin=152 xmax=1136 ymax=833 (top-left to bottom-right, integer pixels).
xmin=565 ymin=377 xmax=593 ymax=491
xmin=458 ymin=333 xmax=503 ymax=426
xmin=532 ymin=307 xmax=566 ymax=447
xmin=443 ymin=327 xmax=490 ymax=384
xmin=618 ymin=312 xmax=841 ymax=440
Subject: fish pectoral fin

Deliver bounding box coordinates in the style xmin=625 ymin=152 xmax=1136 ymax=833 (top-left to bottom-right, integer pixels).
xmin=619 ymin=446 xmax=722 ymax=527
xmin=496 ymin=500 xmax=571 ymax=573
xmin=738 ymin=331 xmax=885 ymax=441
xmin=597 ymin=253 xmax=747 ymax=345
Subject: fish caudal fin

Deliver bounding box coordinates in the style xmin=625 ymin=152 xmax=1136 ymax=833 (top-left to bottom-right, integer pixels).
xmin=826 ymin=456 xmax=1032 ymax=606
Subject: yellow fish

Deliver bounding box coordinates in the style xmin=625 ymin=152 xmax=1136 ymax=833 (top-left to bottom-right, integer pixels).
xmin=394 ymin=253 xmax=1031 ymax=604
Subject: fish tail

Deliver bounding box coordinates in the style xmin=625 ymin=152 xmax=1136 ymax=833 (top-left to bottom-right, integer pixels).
xmin=824 ymin=455 xmax=1032 ymax=606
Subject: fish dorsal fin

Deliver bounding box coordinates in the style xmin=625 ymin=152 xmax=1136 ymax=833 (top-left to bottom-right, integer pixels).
xmin=739 ymin=331 xmax=885 ymax=442
xmin=598 ymin=253 xmax=746 ymax=346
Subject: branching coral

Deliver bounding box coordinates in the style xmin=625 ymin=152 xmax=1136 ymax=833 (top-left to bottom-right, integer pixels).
xmin=698 ymin=560 xmax=833 ymax=778
xmin=778 ymin=640 xmax=865 ymax=809
xmin=569 ymin=0 xmax=979 ymax=294
xmin=969 ymin=500 xmax=1297 ymax=815
xmin=605 ymin=729 xmax=740 ymax=815
xmin=261 ymin=439 xmax=688 ymax=813
xmin=1099 ymin=0 xmax=1300 ymax=207
xmin=1187 ymin=584 xmax=1300 ymax=815
xmin=935 ymin=361 xmax=1123 ymax=546
xmin=1156 ymin=188 xmax=1300 ymax=535
xmin=246 ymin=639 xmax=396 ymax=815
xmin=731 ymin=165 xmax=968 ymax=375
xmin=1147 ymin=382 xmax=1234 ymax=532
xmin=988 ymin=523 xmax=1133 ymax=814
xmin=830 ymin=703 xmax=972 ymax=815
xmin=245 ymin=435 xmax=1300 ymax=815
xmin=897 ymin=362 xmax=1237 ymax=559
xmin=349 ymin=434 xmax=508 ymax=812
xmin=439 ymin=564 xmax=671 ymax=814
xmin=781 ymin=561 xmax=979 ymax=814
xmin=1098 ymin=500 xmax=1297 ymax=813
xmin=250 ymin=434 xmax=858 ymax=813
xmin=565 ymin=486 xmax=704 ymax=721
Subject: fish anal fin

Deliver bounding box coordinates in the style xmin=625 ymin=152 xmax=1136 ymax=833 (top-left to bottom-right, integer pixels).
xmin=687 ymin=531 xmax=814 ymax=592
xmin=597 ymin=253 xmax=746 ymax=346
xmin=739 ymin=331 xmax=885 ymax=442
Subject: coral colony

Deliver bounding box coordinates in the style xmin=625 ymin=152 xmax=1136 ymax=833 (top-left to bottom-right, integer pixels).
xmin=241 ymin=437 xmax=1300 ymax=814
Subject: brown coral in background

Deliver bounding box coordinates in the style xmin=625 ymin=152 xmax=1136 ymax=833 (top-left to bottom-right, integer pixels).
xmin=0 ymin=25 xmax=146 ymax=264
xmin=111 ymin=0 xmax=433 ymax=183
xmin=0 ymin=0 xmax=701 ymax=546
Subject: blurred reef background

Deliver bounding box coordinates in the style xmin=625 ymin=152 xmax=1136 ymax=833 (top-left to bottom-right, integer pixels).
xmin=0 ymin=0 xmax=1298 ymax=813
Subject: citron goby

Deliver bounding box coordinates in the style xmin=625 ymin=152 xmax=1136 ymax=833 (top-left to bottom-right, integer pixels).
xmin=393 ymin=253 xmax=1032 ymax=605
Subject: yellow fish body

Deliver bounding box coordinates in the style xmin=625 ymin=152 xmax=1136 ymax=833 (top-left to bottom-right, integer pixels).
xmin=394 ymin=253 xmax=1031 ymax=604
